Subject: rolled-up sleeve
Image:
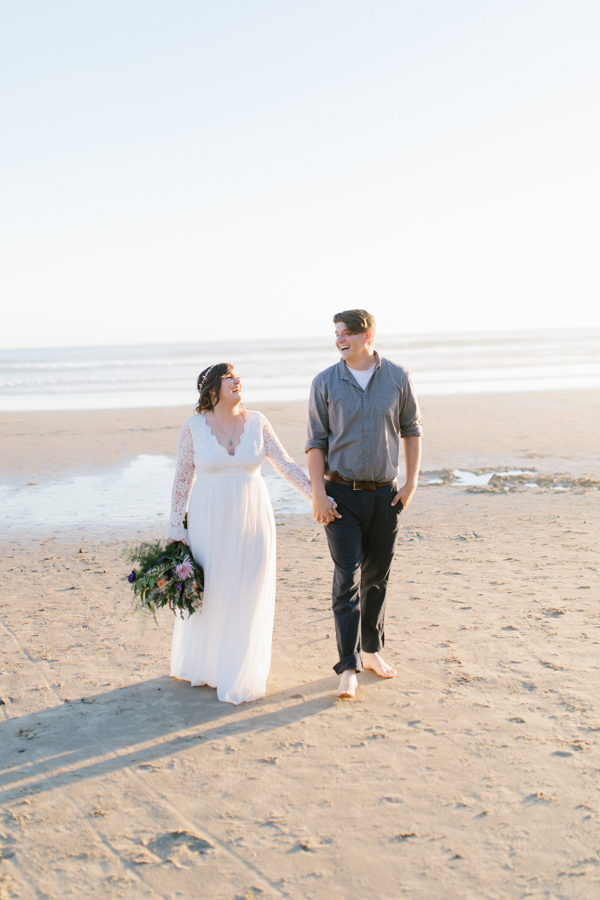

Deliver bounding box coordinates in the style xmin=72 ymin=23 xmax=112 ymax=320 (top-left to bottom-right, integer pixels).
xmin=305 ymin=376 xmax=330 ymax=453
xmin=398 ymin=372 xmax=423 ymax=438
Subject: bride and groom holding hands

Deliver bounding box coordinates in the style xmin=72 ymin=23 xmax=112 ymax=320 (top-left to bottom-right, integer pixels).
xmin=167 ymin=309 xmax=422 ymax=704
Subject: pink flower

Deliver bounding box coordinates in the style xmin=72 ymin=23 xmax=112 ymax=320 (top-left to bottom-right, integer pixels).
xmin=175 ymin=559 xmax=194 ymax=581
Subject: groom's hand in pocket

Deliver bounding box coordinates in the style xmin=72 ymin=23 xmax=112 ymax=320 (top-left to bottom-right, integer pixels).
xmin=392 ymin=482 xmax=416 ymax=510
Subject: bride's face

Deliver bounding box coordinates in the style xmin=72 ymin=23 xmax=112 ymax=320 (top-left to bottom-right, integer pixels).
xmin=216 ymin=372 xmax=242 ymax=407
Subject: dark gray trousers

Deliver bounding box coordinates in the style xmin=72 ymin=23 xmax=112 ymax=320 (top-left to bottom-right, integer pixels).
xmin=324 ymin=481 xmax=402 ymax=674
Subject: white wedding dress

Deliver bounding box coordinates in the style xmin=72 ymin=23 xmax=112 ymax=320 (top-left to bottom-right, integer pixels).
xmin=166 ymin=410 xmax=312 ymax=704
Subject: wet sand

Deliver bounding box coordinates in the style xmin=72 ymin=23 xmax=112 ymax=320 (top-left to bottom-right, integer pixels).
xmin=1 ymin=391 xmax=600 ymax=898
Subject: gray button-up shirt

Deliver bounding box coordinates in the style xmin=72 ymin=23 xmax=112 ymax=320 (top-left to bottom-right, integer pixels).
xmin=305 ymin=353 xmax=422 ymax=482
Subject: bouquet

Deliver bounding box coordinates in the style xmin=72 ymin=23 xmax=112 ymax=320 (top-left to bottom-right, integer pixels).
xmin=123 ymin=540 xmax=204 ymax=621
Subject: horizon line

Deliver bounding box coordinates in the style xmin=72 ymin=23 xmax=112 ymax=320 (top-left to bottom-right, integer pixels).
xmin=3 ymin=323 xmax=600 ymax=354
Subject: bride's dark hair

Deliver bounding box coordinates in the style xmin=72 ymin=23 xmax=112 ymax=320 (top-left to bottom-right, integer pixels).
xmin=195 ymin=363 xmax=235 ymax=414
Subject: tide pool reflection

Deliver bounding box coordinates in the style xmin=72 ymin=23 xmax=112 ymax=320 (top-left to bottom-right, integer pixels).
xmin=0 ymin=455 xmax=311 ymax=534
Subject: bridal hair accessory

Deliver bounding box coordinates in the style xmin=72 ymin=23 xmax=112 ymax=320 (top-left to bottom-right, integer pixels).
xmin=197 ymin=365 xmax=215 ymax=392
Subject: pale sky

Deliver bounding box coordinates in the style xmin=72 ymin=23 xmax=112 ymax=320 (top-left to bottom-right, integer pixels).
xmin=2 ymin=0 xmax=599 ymax=349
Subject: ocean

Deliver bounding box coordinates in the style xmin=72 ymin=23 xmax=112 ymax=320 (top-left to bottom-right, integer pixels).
xmin=1 ymin=328 xmax=600 ymax=413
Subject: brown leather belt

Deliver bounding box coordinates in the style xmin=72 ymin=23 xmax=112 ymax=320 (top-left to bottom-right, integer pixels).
xmin=325 ymin=474 xmax=396 ymax=491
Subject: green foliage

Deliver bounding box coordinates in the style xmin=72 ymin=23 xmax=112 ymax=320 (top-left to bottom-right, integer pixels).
xmin=123 ymin=540 xmax=204 ymax=622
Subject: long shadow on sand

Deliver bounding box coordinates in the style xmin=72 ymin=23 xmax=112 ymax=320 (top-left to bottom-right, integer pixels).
xmin=0 ymin=674 xmax=349 ymax=803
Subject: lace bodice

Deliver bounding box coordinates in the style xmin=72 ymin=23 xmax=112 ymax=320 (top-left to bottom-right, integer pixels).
xmin=167 ymin=410 xmax=312 ymax=541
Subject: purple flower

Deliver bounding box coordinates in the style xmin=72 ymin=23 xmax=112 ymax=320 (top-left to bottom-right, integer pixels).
xmin=176 ymin=583 xmax=183 ymax=591
xmin=175 ymin=560 xmax=194 ymax=580
xmin=128 ymin=571 xmax=136 ymax=583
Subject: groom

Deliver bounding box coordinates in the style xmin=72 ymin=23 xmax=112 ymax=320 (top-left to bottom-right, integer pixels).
xmin=306 ymin=309 xmax=422 ymax=698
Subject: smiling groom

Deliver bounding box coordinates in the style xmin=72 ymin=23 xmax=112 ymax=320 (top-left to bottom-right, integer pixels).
xmin=306 ymin=309 xmax=422 ymax=699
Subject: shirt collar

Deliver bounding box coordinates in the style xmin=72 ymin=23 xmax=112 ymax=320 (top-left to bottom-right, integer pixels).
xmin=338 ymin=351 xmax=381 ymax=382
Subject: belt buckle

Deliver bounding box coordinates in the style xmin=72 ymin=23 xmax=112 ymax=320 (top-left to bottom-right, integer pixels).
xmin=352 ymin=480 xmax=361 ymax=491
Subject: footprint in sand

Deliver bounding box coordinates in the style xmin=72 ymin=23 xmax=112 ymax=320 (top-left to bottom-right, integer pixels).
xmin=524 ymin=792 xmax=553 ymax=804
xmin=145 ymin=831 xmax=213 ymax=861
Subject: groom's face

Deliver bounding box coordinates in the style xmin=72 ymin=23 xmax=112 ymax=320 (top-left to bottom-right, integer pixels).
xmin=334 ymin=322 xmax=372 ymax=364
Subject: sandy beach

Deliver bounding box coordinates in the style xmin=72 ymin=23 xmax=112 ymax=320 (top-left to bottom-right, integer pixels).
xmin=1 ymin=391 xmax=600 ymax=899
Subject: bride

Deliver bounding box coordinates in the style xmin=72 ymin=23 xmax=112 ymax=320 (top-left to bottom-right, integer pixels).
xmin=166 ymin=363 xmax=330 ymax=705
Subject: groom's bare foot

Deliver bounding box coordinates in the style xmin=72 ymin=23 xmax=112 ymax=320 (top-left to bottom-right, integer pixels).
xmin=335 ymin=670 xmax=358 ymax=699
xmin=363 ymin=652 xmax=397 ymax=679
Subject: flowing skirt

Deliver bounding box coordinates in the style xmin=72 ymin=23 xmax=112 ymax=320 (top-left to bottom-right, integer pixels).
xmin=170 ymin=470 xmax=276 ymax=704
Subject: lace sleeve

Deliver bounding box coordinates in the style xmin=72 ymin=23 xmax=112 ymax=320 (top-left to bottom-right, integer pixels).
xmin=167 ymin=421 xmax=195 ymax=542
xmin=261 ymin=415 xmax=312 ymax=503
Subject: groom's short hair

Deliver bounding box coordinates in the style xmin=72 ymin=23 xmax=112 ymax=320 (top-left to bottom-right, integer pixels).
xmin=333 ymin=309 xmax=376 ymax=339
